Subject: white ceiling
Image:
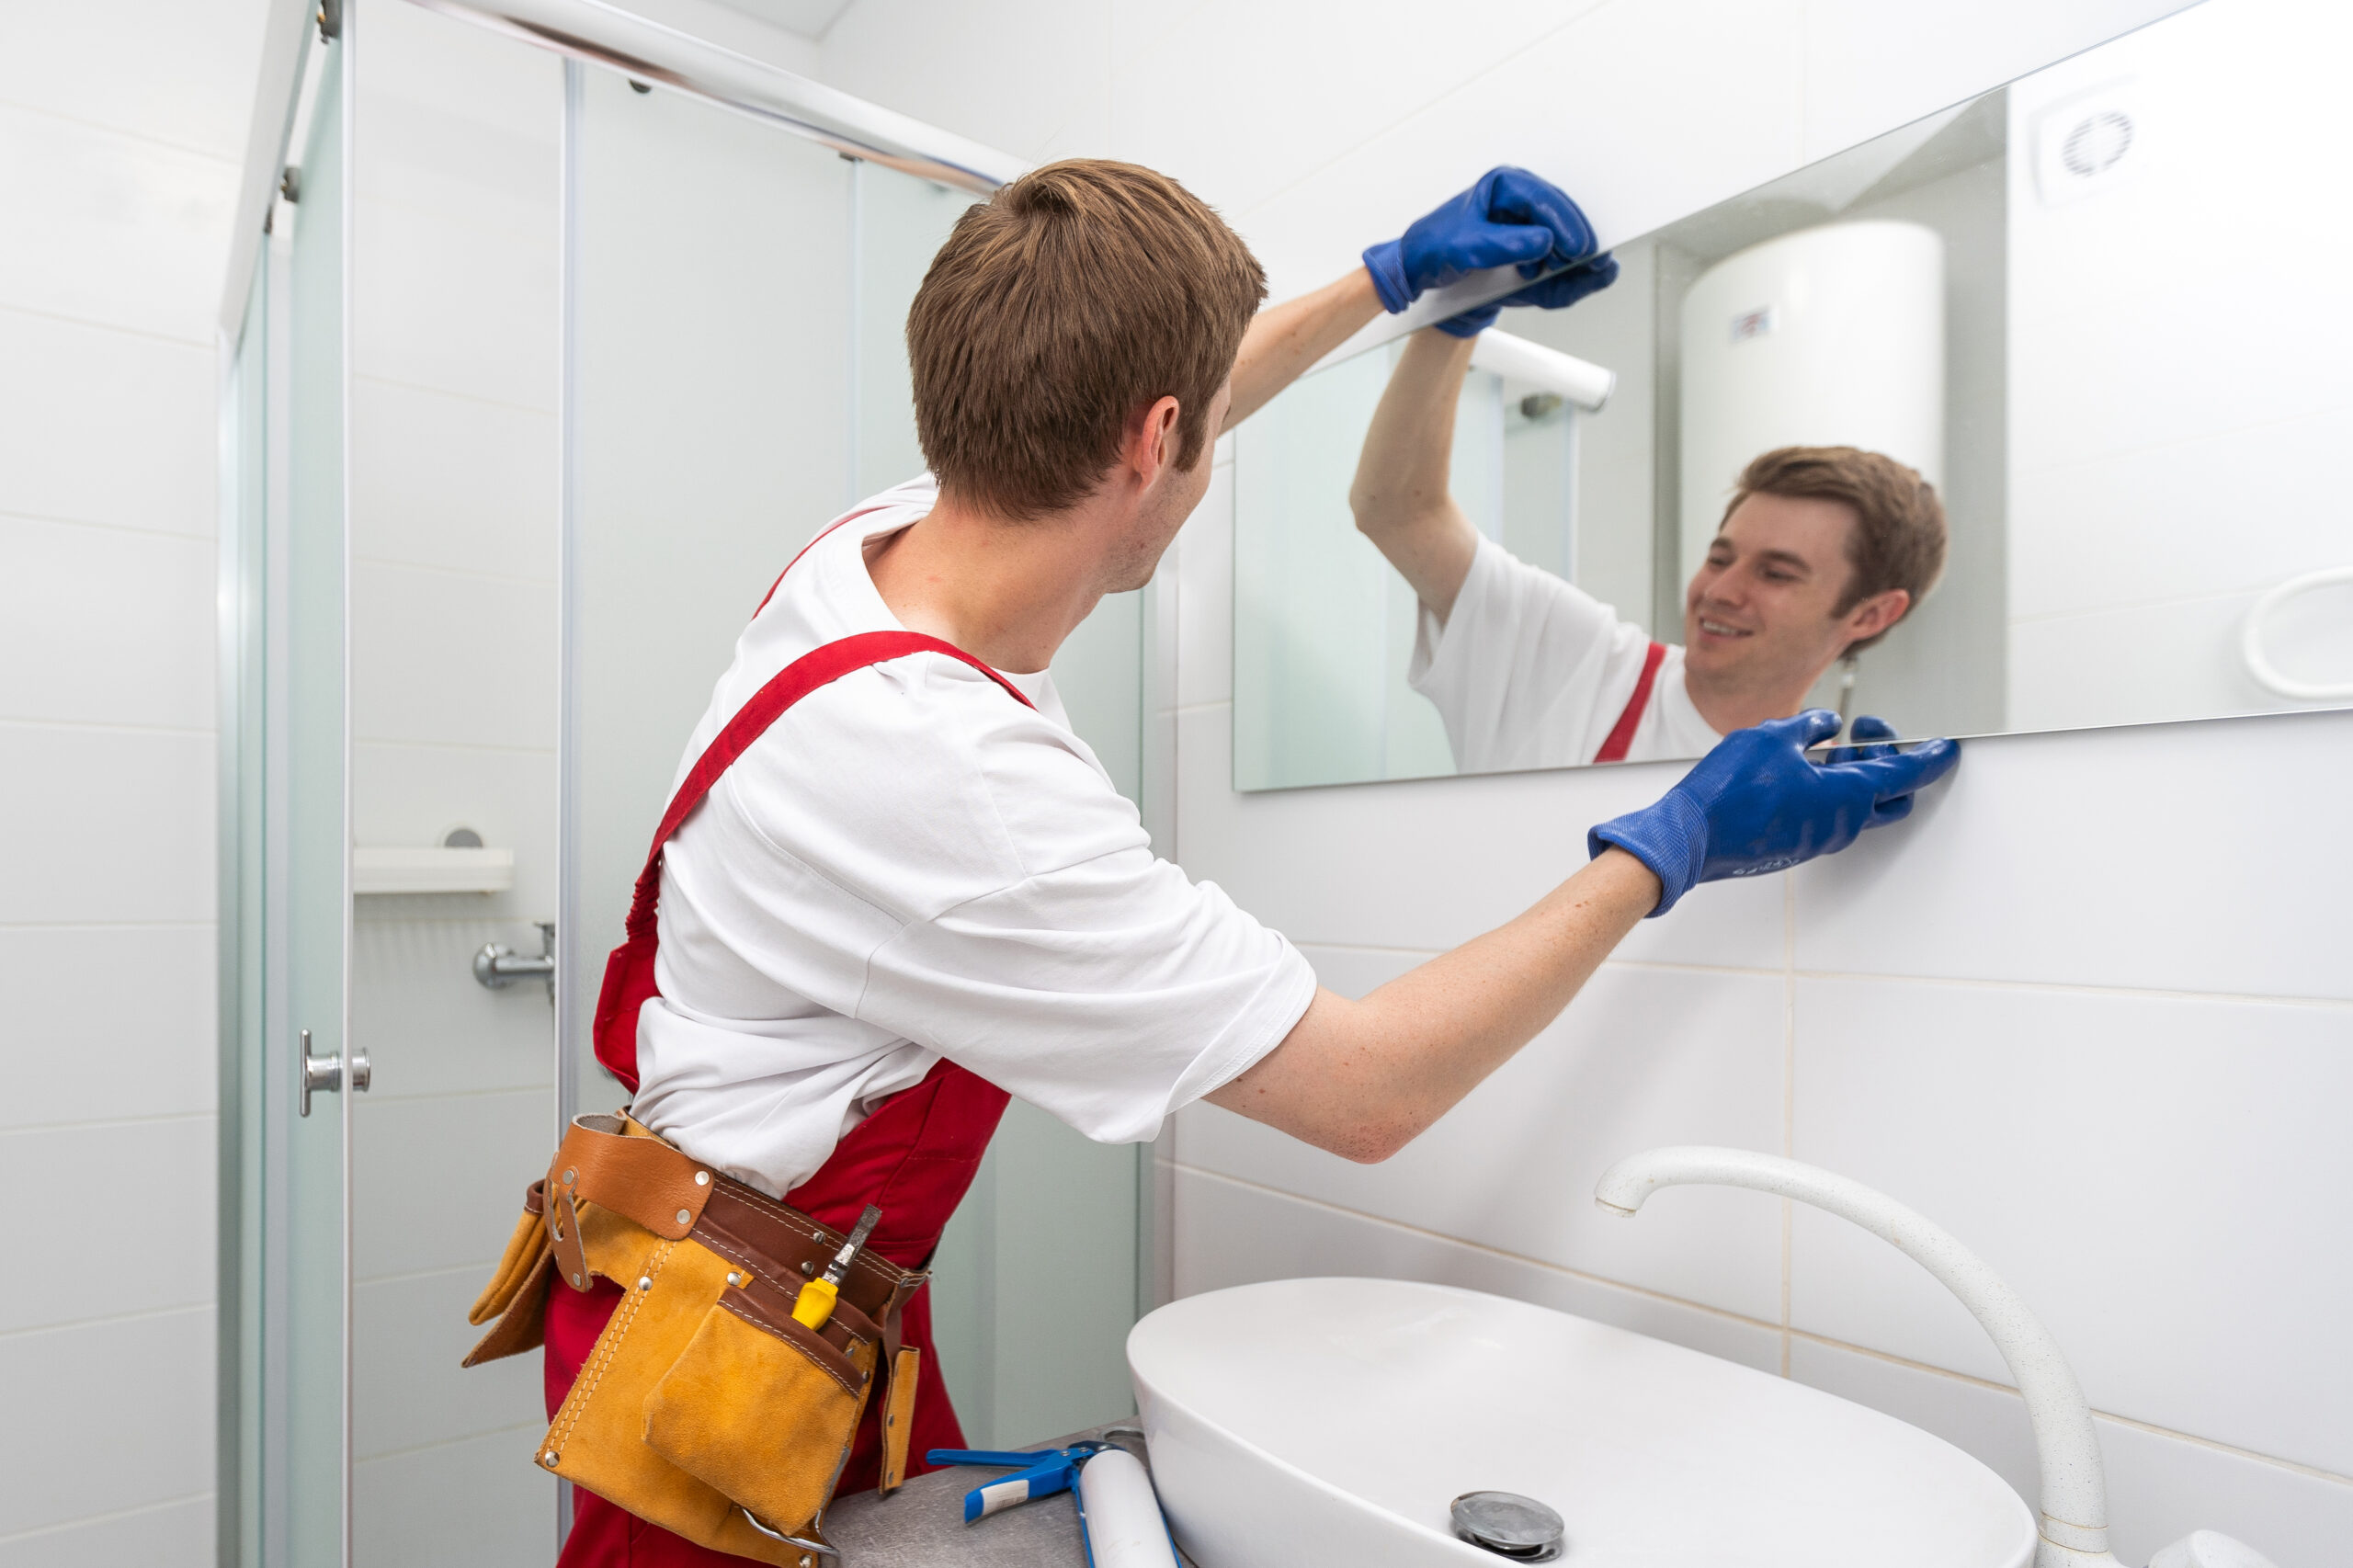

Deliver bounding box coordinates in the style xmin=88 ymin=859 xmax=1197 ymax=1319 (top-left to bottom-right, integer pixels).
xmin=704 ymin=0 xmax=855 ymax=40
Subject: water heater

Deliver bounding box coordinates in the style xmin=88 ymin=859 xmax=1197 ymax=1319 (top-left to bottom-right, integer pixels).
xmin=1677 ymin=222 xmax=1945 ymax=586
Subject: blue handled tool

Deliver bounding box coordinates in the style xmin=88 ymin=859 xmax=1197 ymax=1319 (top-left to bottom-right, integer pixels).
xmin=926 ymin=1442 xmax=1114 ymax=1523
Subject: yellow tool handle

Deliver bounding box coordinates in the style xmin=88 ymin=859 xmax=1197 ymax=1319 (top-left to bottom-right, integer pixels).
xmin=790 ymin=1275 xmax=839 ymax=1330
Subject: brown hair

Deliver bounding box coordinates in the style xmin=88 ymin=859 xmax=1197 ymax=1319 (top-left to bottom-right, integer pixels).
xmin=1723 ymin=445 xmax=1948 ymax=653
xmin=906 ymin=159 xmax=1267 ymax=519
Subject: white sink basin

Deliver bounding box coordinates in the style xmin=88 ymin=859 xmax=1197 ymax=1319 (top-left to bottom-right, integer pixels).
xmin=1129 ymin=1277 xmax=2034 ymax=1568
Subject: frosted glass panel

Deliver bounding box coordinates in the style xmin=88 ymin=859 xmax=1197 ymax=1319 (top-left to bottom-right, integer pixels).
xmin=1233 ymin=349 xmax=1547 ymax=790
xmin=566 ymin=71 xmax=852 ymax=1105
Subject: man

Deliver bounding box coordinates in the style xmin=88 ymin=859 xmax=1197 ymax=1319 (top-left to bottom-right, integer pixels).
xmin=1351 ymin=317 xmax=1949 ymax=771
xmin=547 ymin=160 xmax=1954 ymax=1565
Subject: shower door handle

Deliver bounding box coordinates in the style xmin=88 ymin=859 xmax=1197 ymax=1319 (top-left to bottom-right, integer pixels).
xmin=297 ymin=1028 xmax=371 ymax=1118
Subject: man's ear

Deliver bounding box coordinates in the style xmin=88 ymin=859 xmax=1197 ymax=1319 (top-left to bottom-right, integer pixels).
xmin=1844 ymin=587 xmax=1911 ymax=642
xmin=1127 ymin=395 xmax=1183 ymax=483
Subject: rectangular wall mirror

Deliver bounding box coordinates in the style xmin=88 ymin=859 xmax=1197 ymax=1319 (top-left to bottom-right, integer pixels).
xmin=1233 ymin=0 xmax=2353 ymax=791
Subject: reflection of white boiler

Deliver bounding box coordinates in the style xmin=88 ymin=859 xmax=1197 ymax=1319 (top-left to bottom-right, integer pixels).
xmin=1677 ymin=222 xmax=1945 ymax=585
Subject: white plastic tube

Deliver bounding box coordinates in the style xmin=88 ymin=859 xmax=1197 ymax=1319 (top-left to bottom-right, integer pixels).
xmin=1469 ymin=329 xmax=1615 ymax=412
xmin=1074 ymin=1448 xmax=1182 ymax=1568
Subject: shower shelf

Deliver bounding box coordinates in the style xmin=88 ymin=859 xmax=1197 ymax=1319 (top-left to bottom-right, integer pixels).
xmin=352 ymin=846 xmax=514 ymax=895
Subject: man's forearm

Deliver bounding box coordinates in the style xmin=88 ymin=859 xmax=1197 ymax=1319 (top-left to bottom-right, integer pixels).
xmin=1348 ymin=328 xmax=1481 ymax=618
xmin=1206 ymin=847 xmax=1661 ymax=1162
xmin=1223 ymin=268 xmax=1385 ymax=431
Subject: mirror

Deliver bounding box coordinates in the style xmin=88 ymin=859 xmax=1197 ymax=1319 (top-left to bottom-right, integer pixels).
xmin=1233 ymin=0 xmax=2353 ymax=791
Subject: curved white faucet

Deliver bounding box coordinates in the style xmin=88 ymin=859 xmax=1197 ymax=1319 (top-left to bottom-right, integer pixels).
xmin=1596 ymin=1148 xmax=2284 ymax=1568
xmin=1597 ymin=1146 xmax=2115 ymax=1565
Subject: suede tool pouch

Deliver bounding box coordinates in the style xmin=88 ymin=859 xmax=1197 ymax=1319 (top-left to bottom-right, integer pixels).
xmin=643 ymin=1268 xmax=881 ymax=1545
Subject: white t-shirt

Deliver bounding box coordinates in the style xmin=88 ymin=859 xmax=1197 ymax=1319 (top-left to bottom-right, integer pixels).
xmin=1409 ymin=535 xmax=1722 ymax=773
xmin=632 ymin=477 xmax=1317 ymax=1199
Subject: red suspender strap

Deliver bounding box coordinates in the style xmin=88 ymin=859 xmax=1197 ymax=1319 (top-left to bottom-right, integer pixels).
xmin=1593 ymin=640 xmax=1667 ymax=765
xmin=591 ymin=630 xmax=1035 ymax=1088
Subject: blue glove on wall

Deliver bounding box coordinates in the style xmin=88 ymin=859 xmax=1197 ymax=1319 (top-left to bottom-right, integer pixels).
xmin=1437 ymin=252 xmax=1620 ymax=337
xmin=1363 ymin=166 xmax=1604 ymax=315
xmin=1589 ymin=710 xmax=1959 ymax=916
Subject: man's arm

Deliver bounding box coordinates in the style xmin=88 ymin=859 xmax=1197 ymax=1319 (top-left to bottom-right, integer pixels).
xmin=1222 ymin=268 xmax=1385 ymax=431
xmin=1206 ymin=847 xmax=1660 ymax=1163
xmin=1347 ymin=328 xmax=1483 ymax=620
xmin=1204 ymin=710 xmax=1962 ymax=1164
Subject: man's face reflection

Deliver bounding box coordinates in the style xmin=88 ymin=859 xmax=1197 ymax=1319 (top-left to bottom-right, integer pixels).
xmin=1681 ymin=492 xmax=1871 ymax=697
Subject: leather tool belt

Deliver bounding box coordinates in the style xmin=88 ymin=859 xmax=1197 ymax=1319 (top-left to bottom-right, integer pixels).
xmin=463 ymin=1114 xmax=927 ymax=1564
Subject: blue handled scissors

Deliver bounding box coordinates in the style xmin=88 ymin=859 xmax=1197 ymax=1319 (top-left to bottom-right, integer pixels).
xmin=925 ymin=1442 xmax=1115 ymax=1523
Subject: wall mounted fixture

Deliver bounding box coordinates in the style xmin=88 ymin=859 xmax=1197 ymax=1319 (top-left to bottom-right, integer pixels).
xmin=474 ymin=921 xmax=556 ymax=999
xmin=2240 ymin=565 xmax=2353 ymax=701
xmin=1595 ymin=1147 xmax=2280 ymax=1568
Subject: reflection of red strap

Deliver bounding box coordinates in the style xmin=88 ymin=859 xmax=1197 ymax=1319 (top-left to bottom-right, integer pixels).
xmin=1594 ymin=641 xmax=1667 ymax=764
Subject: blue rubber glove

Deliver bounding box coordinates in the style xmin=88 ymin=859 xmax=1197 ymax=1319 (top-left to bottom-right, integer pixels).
xmin=1362 ymin=166 xmax=1603 ymax=315
xmin=1588 ymin=710 xmax=1959 ymax=916
xmin=1436 ymin=252 xmax=1620 ymax=337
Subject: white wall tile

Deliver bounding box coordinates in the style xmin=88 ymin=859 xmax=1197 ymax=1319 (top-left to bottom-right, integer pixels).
xmin=1178 ymin=949 xmax=1790 ymax=1321
xmin=352 ymin=1089 xmax=550 ymax=1282
xmin=1791 ymin=711 xmax=2353 ymax=1001
xmin=0 ymin=1494 xmax=213 ymax=1568
xmin=352 ymin=917 xmax=555 ymax=1101
xmin=0 ymin=517 xmax=213 ymax=730
xmin=349 ymin=562 xmax=558 ymax=751
xmin=1791 ymin=1338 xmax=2353 ymax=1568
xmin=352 ymin=379 xmax=557 ymax=582
xmin=1174 ymin=463 xmax=1233 ymax=710
xmin=0 ymin=926 xmax=215 ymax=1131
xmin=1790 ymin=977 xmax=2353 ymax=1474
xmin=1230 ymin=0 xmax=1808 ymax=298
xmin=1797 ymin=0 xmax=2190 ymax=161
xmin=355 ymin=1267 xmax=544 ymax=1460
xmin=352 ymin=1425 xmax=555 ymax=1568
xmin=0 ymin=1119 xmax=215 ymax=1334
xmin=0 ymin=0 xmax=270 ymax=160
xmin=1176 ymin=703 xmax=1788 ymax=966
xmin=2005 ymin=591 xmax=2320 ymax=735
xmin=1107 ymin=0 xmax=1608 ymax=222
xmin=0 ymin=725 xmax=214 ymax=926
xmin=352 ymin=742 xmax=559 ymax=917
xmin=0 ymin=104 xmax=235 ymax=344
xmin=1170 ymin=1165 xmax=1782 ymax=1374
xmin=0 ymin=1308 xmax=213 ymax=1538
xmin=0 ymin=311 xmax=214 ymax=536
xmin=821 ymin=0 xmax=1109 ymax=165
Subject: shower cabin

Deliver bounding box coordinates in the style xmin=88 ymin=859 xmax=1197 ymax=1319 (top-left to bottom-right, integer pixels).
xmin=216 ymin=4 xmax=1150 ymax=1561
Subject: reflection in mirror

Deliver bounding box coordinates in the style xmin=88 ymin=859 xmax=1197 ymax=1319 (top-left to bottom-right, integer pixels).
xmin=1233 ymin=0 xmax=2353 ymax=792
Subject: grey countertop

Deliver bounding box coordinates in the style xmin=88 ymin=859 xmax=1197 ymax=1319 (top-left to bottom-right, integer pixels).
xmin=822 ymin=1423 xmax=1195 ymax=1567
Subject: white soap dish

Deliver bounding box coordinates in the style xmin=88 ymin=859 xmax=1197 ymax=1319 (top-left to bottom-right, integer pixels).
xmin=352 ymin=846 xmax=514 ymax=895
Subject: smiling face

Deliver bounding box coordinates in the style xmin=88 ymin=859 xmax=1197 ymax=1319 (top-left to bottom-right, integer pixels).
xmin=1681 ymin=492 xmax=1909 ymax=705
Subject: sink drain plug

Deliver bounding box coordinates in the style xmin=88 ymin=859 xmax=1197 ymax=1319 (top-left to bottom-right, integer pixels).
xmin=1450 ymin=1491 xmax=1565 ymax=1561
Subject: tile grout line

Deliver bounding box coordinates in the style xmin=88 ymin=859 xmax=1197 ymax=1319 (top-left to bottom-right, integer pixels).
xmin=1780 ymin=871 xmax=1796 ymax=1378
xmin=0 ymin=1109 xmax=213 ymax=1139
xmin=0 ymin=714 xmax=213 ymax=739
xmin=0 ymin=299 xmax=216 ymax=353
xmin=0 ymin=92 xmax=244 ymax=166
xmin=1785 ymin=1330 xmax=2353 ymax=1489
xmin=1177 ymin=1160 xmax=2353 ymax=1488
xmin=349 ymin=552 xmax=558 ymax=589
xmin=0 ymin=507 xmax=217 ymax=545
xmin=0 ymin=1488 xmax=212 ymax=1547
xmin=0 ymin=1301 xmax=210 ymax=1345
xmin=354 ymin=1419 xmax=547 ymax=1468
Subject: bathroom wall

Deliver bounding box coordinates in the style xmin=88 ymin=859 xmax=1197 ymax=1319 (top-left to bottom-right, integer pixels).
xmin=816 ymin=1 xmax=2353 ymax=1562
xmin=0 ymin=4 xmax=266 ymax=1560
xmin=346 ymin=6 xmax=563 ymax=1562
xmin=2005 ymin=0 xmax=2353 ymax=731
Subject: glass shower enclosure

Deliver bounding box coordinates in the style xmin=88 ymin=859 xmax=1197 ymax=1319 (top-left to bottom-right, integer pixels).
xmin=218 ymin=5 xmax=1151 ymax=1562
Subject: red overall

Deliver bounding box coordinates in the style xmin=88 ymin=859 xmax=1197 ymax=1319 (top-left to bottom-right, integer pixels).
xmin=1592 ymin=640 xmax=1667 ymax=764
xmin=551 ymin=561 xmax=1032 ymax=1564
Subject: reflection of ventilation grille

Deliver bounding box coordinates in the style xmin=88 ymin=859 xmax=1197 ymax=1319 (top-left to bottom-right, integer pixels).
xmin=2060 ymin=110 xmax=2134 ymax=177
xmin=2033 ymin=80 xmax=2142 ymax=206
